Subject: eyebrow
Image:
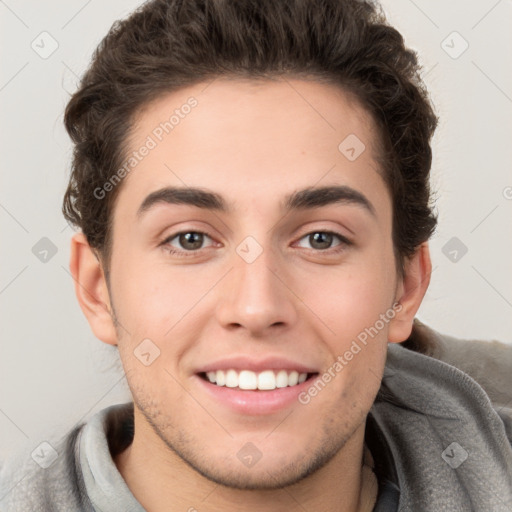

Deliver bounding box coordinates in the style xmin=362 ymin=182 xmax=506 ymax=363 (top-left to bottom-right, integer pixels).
xmin=136 ymin=185 xmax=376 ymax=218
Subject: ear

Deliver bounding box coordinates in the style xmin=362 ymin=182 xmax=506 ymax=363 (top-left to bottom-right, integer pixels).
xmin=69 ymin=232 xmax=118 ymax=346
xmin=387 ymin=242 xmax=432 ymax=344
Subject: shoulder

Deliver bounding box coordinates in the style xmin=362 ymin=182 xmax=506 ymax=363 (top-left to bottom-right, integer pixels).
xmin=0 ymin=424 xmax=92 ymax=512
xmin=406 ymin=319 xmax=512 ymax=404
xmin=376 ymin=322 xmax=512 ymax=508
xmin=403 ymin=318 xmax=512 ymax=436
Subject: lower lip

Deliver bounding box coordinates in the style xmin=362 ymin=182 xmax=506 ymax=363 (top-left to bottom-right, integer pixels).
xmin=193 ymin=374 xmax=318 ymax=415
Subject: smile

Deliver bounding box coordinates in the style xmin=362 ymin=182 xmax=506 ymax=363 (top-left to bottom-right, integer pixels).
xmin=201 ymin=369 xmax=315 ymax=390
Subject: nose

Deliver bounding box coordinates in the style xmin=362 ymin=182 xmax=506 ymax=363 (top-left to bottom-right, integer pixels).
xmin=215 ymin=243 xmax=298 ymax=336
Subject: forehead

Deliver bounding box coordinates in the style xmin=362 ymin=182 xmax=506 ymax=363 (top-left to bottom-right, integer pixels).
xmin=115 ymin=77 xmax=389 ymax=218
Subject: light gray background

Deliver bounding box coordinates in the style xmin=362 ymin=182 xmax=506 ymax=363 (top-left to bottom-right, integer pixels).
xmin=1 ymin=0 xmax=511 ymax=461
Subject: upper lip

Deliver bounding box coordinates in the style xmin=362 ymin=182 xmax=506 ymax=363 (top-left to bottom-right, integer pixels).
xmin=195 ymin=356 xmax=320 ymax=375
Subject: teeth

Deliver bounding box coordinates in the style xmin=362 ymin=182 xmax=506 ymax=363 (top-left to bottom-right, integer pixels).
xmin=205 ymin=369 xmax=309 ymax=390
xmin=257 ymin=370 xmax=275 ymax=390
xmin=275 ymin=370 xmax=288 ymax=388
xmin=225 ymin=369 xmax=238 ymax=388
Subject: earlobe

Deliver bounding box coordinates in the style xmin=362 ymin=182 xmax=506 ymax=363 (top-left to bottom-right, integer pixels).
xmin=387 ymin=242 xmax=432 ymax=344
xmin=69 ymin=232 xmax=118 ymax=346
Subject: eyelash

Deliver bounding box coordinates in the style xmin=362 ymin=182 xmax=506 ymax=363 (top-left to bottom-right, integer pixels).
xmin=160 ymin=230 xmax=352 ymax=258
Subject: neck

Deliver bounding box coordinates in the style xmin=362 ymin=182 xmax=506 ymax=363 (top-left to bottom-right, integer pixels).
xmin=114 ymin=409 xmax=375 ymax=512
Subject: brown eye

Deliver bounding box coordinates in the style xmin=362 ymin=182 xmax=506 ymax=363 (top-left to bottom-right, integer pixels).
xmin=164 ymin=231 xmax=214 ymax=252
xmin=178 ymin=232 xmax=204 ymax=250
xmin=308 ymin=232 xmax=334 ymax=250
xmin=296 ymin=231 xmax=349 ymax=251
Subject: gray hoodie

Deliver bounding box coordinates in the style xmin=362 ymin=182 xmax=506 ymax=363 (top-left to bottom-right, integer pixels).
xmin=1 ymin=320 xmax=511 ymax=511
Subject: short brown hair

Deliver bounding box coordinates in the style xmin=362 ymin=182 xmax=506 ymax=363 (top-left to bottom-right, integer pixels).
xmin=62 ymin=0 xmax=438 ymax=276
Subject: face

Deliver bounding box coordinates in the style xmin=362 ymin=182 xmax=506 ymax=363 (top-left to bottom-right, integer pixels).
xmin=105 ymin=78 xmax=402 ymax=489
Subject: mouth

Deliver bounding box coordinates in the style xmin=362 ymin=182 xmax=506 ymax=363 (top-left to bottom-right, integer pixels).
xmin=198 ymin=369 xmax=319 ymax=391
xmin=194 ymin=370 xmax=320 ymax=415
xmin=193 ymin=356 xmax=321 ymax=414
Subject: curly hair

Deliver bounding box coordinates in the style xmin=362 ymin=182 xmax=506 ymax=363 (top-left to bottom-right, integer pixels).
xmin=62 ymin=0 xmax=438 ymax=277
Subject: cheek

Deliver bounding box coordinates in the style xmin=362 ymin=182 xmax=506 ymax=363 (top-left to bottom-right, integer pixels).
xmin=110 ymin=254 xmax=199 ymax=336
xmin=298 ymin=250 xmax=396 ymax=387
xmin=305 ymin=263 xmax=396 ymax=338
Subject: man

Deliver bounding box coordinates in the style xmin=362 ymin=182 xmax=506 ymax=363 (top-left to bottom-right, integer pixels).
xmin=1 ymin=0 xmax=511 ymax=510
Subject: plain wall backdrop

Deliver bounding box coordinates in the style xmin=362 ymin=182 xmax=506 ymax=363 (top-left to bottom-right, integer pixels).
xmin=1 ymin=0 xmax=511 ymax=462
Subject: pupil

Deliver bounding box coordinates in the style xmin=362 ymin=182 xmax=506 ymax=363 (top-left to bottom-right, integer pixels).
xmin=180 ymin=232 xmax=203 ymax=250
xmin=311 ymin=232 xmax=332 ymax=249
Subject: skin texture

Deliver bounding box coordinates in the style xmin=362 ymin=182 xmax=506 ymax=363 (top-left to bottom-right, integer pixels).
xmin=70 ymin=78 xmax=431 ymax=512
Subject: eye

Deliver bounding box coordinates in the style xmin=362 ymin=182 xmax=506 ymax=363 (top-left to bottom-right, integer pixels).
xmin=295 ymin=231 xmax=350 ymax=251
xmin=160 ymin=229 xmax=351 ymax=258
xmin=163 ymin=231 xmax=215 ymax=254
